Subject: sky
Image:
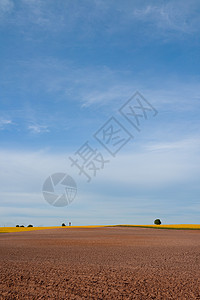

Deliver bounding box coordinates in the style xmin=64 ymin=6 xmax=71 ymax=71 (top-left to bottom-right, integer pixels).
xmin=0 ymin=0 xmax=200 ymax=226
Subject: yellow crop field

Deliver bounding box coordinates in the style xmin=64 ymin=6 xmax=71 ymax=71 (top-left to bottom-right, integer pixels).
xmin=114 ymin=224 xmax=200 ymax=230
xmin=1 ymin=224 xmax=200 ymax=233
xmin=0 ymin=225 xmax=106 ymax=233
xmin=0 ymin=226 xmax=55 ymax=233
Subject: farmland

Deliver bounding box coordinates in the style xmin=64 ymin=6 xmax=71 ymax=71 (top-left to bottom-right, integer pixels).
xmin=0 ymin=226 xmax=200 ymax=299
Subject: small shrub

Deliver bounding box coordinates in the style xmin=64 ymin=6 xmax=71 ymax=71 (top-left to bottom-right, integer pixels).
xmin=20 ymin=225 xmax=24 ymax=227
xmin=154 ymin=219 xmax=161 ymax=225
xmin=62 ymin=223 xmax=66 ymax=227
xmin=27 ymin=224 xmax=33 ymax=227
xmin=16 ymin=225 xmax=19 ymax=227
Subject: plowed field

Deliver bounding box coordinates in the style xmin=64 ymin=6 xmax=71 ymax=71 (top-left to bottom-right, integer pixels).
xmin=0 ymin=227 xmax=200 ymax=299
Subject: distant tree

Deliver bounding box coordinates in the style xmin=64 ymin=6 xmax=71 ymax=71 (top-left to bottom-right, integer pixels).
xmin=62 ymin=223 xmax=66 ymax=227
xmin=16 ymin=225 xmax=19 ymax=227
xmin=27 ymin=224 xmax=33 ymax=227
xmin=154 ymin=219 xmax=161 ymax=225
xmin=20 ymin=225 xmax=24 ymax=227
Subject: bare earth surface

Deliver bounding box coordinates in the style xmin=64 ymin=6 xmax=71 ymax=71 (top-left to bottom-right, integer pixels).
xmin=0 ymin=227 xmax=200 ymax=299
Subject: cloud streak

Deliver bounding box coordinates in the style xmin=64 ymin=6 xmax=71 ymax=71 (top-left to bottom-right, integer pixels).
xmin=0 ymin=0 xmax=14 ymax=16
xmin=1 ymin=0 xmax=200 ymax=39
xmin=131 ymin=1 xmax=200 ymax=34
xmin=0 ymin=134 xmax=199 ymax=224
xmin=28 ymin=124 xmax=49 ymax=134
xmin=0 ymin=118 xmax=13 ymax=130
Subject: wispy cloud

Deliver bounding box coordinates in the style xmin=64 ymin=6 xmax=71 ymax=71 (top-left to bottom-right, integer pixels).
xmin=131 ymin=2 xmax=199 ymax=34
xmin=112 ymin=0 xmax=200 ymax=38
xmin=3 ymin=57 xmax=200 ymax=109
xmin=0 ymin=118 xmax=13 ymax=130
xmin=0 ymin=134 xmax=199 ymax=198
xmin=1 ymin=0 xmax=200 ymax=39
xmin=0 ymin=0 xmax=14 ymax=16
xmin=0 ymin=137 xmax=199 ymax=225
xmin=19 ymin=0 xmax=64 ymax=28
xmin=28 ymin=124 xmax=49 ymax=134
xmin=145 ymin=138 xmax=200 ymax=152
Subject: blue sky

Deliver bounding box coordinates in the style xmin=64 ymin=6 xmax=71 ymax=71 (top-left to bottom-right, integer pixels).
xmin=0 ymin=0 xmax=200 ymax=226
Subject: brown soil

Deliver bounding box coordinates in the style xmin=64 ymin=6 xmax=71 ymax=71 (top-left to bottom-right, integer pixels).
xmin=0 ymin=227 xmax=200 ymax=299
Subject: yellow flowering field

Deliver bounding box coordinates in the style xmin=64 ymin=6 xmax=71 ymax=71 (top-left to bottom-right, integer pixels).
xmin=114 ymin=224 xmax=200 ymax=230
xmin=0 ymin=225 xmax=106 ymax=233
xmin=1 ymin=224 xmax=200 ymax=233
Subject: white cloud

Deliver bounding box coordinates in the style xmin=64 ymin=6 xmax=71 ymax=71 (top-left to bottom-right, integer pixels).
xmin=19 ymin=0 xmax=58 ymax=27
xmin=0 ymin=119 xmax=12 ymax=125
xmin=132 ymin=4 xmax=185 ymax=31
xmin=13 ymin=57 xmax=200 ymax=110
xmin=0 ymin=0 xmax=14 ymax=15
xmin=81 ymin=84 xmax=133 ymax=108
xmin=99 ymin=150 xmax=200 ymax=189
xmin=145 ymin=138 xmax=200 ymax=152
xmin=0 ymin=135 xmax=199 ymax=197
xmin=118 ymin=0 xmax=200 ymax=37
xmin=1 ymin=0 xmax=199 ymax=39
xmin=0 ymin=149 xmax=66 ymax=195
xmin=0 ymin=118 xmax=13 ymax=130
xmin=28 ymin=124 xmax=49 ymax=134
xmin=0 ymin=137 xmax=199 ymax=225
